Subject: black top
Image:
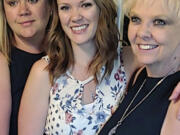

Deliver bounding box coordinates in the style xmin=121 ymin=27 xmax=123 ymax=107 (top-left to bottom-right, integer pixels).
xmin=9 ymin=47 xmax=45 ymax=135
xmin=99 ymin=68 xmax=180 ymax=135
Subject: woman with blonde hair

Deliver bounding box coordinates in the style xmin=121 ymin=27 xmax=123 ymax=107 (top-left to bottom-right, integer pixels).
xmin=0 ymin=0 xmax=58 ymax=134
xmin=99 ymin=0 xmax=180 ymax=134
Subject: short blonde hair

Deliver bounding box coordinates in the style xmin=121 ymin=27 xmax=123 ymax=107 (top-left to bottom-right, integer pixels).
xmin=123 ymin=0 xmax=180 ymax=18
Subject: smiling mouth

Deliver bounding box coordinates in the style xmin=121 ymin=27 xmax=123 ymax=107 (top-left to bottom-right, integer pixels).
xmin=71 ymin=24 xmax=88 ymax=32
xmin=138 ymin=44 xmax=158 ymax=50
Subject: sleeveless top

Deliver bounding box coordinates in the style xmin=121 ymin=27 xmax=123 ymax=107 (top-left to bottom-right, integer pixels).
xmin=44 ymin=46 xmax=127 ymax=135
xmin=98 ymin=68 xmax=180 ymax=135
xmin=9 ymin=47 xmax=45 ymax=135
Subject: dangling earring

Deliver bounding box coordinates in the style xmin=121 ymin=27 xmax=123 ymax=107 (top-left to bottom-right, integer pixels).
xmin=50 ymin=10 xmax=53 ymax=16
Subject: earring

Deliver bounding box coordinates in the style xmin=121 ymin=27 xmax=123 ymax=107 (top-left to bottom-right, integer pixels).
xmin=50 ymin=10 xmax=53 ymax=16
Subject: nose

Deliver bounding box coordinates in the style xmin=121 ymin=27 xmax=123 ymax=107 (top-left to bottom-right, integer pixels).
xmin=71 ymin=8 xmax=83 ymax=23
xmin=137 ymin=23 xmax=152 ymax=41
xmin=18 ymin=1 xmax=31 ymax=16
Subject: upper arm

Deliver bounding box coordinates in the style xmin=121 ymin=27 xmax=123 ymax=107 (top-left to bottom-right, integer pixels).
xmin=161 ymin=100 xmax=180 ymax=135
xmin=0 ymin=53 xmax=11 ymax=135
xmin=18 ymin=59 xmax=51 ymax=135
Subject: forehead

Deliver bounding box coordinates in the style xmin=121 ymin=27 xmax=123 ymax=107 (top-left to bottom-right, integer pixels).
xmin=129 ymin=0 xmax=180 ymax=18
xmin=130 ymin=0 xmax=174 ymax=18
xmin=131 ymin=0 xmax=166 ymax=12
xmin=57 ymin=0 xmax=93 ymax=4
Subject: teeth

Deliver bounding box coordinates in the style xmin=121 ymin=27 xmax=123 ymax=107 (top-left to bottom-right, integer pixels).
xmin=72 ymin=25 xmax=87 ymax=31
xmin=139 ymin=44 xmax=158 ymax=50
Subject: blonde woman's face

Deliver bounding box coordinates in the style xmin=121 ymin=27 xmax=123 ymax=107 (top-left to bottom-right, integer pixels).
xmin=128 ymin=0 xmax=180 ymax=67
xmin=57 ymin=0 xmax=99 ymax=46
xmin=4 ymin=0 xmax=51 ymax=40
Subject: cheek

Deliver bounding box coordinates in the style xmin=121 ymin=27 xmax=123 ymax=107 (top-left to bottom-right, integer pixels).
xmin=92 ymin=11 xmax=99 ymax=22
xmin=5 ymin=14 xmax=16 ymax=28
xmin=34 ymin=2 xmax=51 ymax=21
xmin=86 ymin=7 xmax=99 ymax=23
xmin=152 ymin=30 xmax=169 ymax=44
xmin=59 ymin=13 xmax=69 ymax=26
xmin=4 ymin=8 xmax=16 ymax=23
xmin=35 ymin=7 xmax=49 ymax=20
xmin=128 ymin=24 xmax=136 ymax=43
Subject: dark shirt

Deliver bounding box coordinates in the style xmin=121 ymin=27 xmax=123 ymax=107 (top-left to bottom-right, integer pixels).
xmin=99 ymin=68 xmax=180 ymax=135
xmin=9 ymin=47 xmax=45 ymax=135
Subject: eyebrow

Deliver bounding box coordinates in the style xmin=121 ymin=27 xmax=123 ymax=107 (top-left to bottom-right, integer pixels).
xmin=80 ymin=0 xmax=87 ymax=4
xmin=130 ymin=11 xmax=170 ymax=18
xmin=58 ymin=0 xmax=87 ymax=5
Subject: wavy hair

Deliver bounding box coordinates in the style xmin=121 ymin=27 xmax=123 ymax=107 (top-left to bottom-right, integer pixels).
xmin=0 ymin=0 xmax=58 ymax=62
xmin=47 ymin=0 xmax=120 ymax=84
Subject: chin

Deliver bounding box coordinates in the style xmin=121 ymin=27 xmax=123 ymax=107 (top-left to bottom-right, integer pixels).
xmin=72 ymin=39 xmax=90 ymax=45
xmin=137 ymin=57 xmax=157 ymax=65
xmin=21 ymin=31 xmax=37 ymax=38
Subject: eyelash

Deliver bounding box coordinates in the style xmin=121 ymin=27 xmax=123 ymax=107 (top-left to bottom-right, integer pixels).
xmin=28 ymin=0 xmax=39 ymax=4
xmin=59 ymin=2 xmax=93 ymax=11
xmin=153 ymin=19 xmax=166 ymax=25
xmin=130 ymin=16 xmax=167 ymax=26
xmin=7 ymin=0 xmax=38 ymax=7
xmin=81 ymin=2 xmax=92 ymax=8
xmin=130 ymin=16 xmax=141 ymax=24
xmin=59 ymin=6 xmax=69 ymax=11
xmin=7 ymin=0 xmax=18 ymax=7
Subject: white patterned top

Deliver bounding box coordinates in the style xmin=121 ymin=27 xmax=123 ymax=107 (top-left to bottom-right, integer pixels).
xmin=44 ymin=47 xmax=127 ymax=135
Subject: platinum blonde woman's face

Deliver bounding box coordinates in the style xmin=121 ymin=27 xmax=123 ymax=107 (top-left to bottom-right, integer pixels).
xmin=57 ymin=0 xmax=100 ymax=46
xmin=128 ymin=0 xmax=180 ymax=67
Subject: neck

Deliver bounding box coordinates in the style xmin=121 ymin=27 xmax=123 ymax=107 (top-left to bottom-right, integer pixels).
xmin=146 ymin=45 xmax=180 ymax=77
xmin=14 ymin=34 xmax=46 ymax=54
xmin=72 ymin=41 xmax=97 ymax=67
xmin=146 ymin=60 xmax=180 ymax=78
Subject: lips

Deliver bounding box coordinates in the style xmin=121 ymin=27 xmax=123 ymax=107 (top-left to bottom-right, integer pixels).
xmin=138 ymin=44 xmax=158 ymax=50
xmin=18 ymin=20 xmax=35 ymax=26
xmin=71 ymin=24 xmax=88 ymax=34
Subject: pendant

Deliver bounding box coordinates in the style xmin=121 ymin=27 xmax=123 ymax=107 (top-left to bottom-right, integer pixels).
xmin=108 ymin=124 xmax=120 ymax=135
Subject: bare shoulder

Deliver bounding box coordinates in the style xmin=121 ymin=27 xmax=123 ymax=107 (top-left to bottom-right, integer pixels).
xmin=19 ymin=59 xmax=50 ymax=134
xmin=161 ymin=100 xmax=180 ymax=135
xmin=0 ymin=52 xmax=8 ymax=65
xmin=30 ymin=58 xmax=49 ymax=74
xmin=122 ymin=46 xmax=141 ymax=81
xmin=24 ymin=58 xmax=50 ymax=94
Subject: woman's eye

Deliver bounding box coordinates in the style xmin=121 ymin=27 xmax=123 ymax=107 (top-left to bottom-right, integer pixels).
xmin=28 ymin=0 xmax=38 ymax=4
xmin=154 ymin=19 xmax=166 ymax=25
xmin=59 ymin=5 xmax=70 ymax=11
xmin=130 ymin=16 xmax=141 ymax=24
xmin=81 ymin=2 xmax=92 ymax=8
xmin=7 ymin=1 xmax=18 ymax=7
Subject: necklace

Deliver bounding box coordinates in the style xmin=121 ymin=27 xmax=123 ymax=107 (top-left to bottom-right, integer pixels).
xmin=108 ymin=74 xmax=168 ymax=135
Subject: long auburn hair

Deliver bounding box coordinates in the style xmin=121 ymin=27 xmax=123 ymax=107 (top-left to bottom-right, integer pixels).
xmin=47 ymin=0 xmax=120 ymax=84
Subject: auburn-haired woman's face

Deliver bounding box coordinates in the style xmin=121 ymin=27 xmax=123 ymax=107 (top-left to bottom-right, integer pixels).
xmin=57 ymin=0 xmax=99 ymax=46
